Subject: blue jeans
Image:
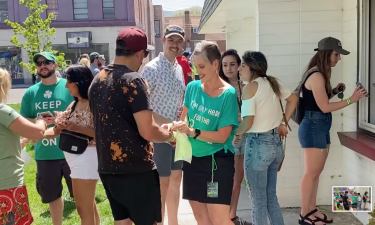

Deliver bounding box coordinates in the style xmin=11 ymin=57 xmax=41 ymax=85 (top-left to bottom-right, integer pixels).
xmin=244 ymin=128 xmax=284 ymax=225
xmin=358 ymin=201 xmax=362 ymax=210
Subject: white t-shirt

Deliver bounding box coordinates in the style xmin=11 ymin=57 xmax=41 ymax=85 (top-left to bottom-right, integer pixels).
xmin=241 ymin=77 xmax=292 ymax=133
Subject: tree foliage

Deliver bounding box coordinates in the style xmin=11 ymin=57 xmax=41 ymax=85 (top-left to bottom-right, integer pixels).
xmin=173 ymin=6 xmax=202 ymax=17
xmin=5 ymin=0 xmax=66 ymax=74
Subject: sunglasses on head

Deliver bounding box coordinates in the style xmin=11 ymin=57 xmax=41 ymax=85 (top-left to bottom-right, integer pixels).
xmin=36 ymin=60 xmax=53 ymax=67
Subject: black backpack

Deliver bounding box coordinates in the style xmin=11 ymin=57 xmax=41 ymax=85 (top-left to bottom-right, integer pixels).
xmin=291 ymin=67 xmax=320 ymax=125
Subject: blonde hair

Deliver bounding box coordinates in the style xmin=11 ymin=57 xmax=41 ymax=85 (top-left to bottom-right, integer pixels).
xmin=79 ymin=58 xmax=90 ymax=67
xmin=0 ymin=68 xmax=11 ymax=103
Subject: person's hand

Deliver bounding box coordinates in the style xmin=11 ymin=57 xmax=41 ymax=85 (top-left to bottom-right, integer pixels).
xmin=161 ymin=123 xmax=171 ymax=130
xmin=56 ymin=121 xmax=79 ymax=132
xmin=40 ymin=115 xmax=56 ymax=126
xmin=333 ymin=83 xmax=346 ymax=94
xmin=233 ymin=135 xmax=240 ymax=145
xmin=278 ymin=124 xmax=288 ymax=139
xmin=350 ymin=85 xmax=368 ymax=103
xmin=170 ymin=121 xmax=193 ymax=136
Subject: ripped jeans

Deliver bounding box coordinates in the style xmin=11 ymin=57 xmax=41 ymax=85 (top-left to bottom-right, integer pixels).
xmin=244 ymin=128 xmax=284 ymax=225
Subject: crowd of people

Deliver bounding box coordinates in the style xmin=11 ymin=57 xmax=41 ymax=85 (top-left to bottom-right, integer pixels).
xmin=0 ymin=23 xmax=368 ymax=225
xmin=334 ymin=190 xmax=370 ymax=211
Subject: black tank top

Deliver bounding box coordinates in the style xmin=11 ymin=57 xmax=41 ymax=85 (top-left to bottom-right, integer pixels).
xmin=302 ymin=73 xmax=330 ymax=112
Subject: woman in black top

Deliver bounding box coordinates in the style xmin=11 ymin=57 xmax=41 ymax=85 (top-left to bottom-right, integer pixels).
xmin=298 ymin=37 xmax=367 ymax=225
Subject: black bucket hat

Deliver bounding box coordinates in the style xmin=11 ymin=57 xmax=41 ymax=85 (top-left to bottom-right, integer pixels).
xmin=314 ymin=37 xmax=350 ymax=55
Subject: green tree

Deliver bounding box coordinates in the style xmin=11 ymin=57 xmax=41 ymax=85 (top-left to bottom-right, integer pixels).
xmin=5 ymin=0 xmax=66 ymax=75
xmin=173 ymin=6 xmax=202 ymax=17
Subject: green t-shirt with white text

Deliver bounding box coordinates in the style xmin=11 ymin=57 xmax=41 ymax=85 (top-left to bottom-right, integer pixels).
xmin=183 ymin=81 xmax=239 ymax=157
xmin=20 ymin=79 xmax=73 ymax=160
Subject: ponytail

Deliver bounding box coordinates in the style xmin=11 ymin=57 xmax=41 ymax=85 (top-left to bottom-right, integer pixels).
xmin=266 ymin=75 xmax=281 ymax=99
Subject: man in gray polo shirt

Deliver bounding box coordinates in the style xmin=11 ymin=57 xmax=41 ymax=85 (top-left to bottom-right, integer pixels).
xmin=141 ymin=25 xmax=186 ymax=225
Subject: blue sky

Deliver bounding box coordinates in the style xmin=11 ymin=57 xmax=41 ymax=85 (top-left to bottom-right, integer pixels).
xmin=152 ymin=0 xmax=204 ymax=11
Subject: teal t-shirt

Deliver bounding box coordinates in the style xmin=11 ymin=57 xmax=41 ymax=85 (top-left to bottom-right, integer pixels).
xmin=352 ymin=196 xmax=357 ymax=203
xmin=20 ymin=78 xmax=73 ymax=160
xmin=183 ymin=81 xmax=239 ymax=157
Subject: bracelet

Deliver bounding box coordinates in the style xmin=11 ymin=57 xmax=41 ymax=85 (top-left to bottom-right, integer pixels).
xmin=169 ymin=130 xmax=175 ymax=142
xmin=346 ymin=98 xmax=351 ymax=105
xmin=280 ymin=120 xmax=285 ymax=125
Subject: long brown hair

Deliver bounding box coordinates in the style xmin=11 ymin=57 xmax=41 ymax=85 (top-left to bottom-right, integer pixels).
xmin=305 ymin=50 xmax=333 ymax=95
xmin=242 ymin=51 xmax=281 ymax=98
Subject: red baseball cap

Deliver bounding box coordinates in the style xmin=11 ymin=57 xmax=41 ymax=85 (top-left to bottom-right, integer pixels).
xmin=116 ymin=27 xmax=155 ymax=52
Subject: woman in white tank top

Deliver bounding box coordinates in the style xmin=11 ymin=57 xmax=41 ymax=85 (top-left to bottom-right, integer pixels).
xmin=234 ymin=51 xmax=298 ymax=225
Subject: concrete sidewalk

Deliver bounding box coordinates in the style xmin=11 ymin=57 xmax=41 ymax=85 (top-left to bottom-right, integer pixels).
xmin=167 ymin=183 xmax=362 ymax=225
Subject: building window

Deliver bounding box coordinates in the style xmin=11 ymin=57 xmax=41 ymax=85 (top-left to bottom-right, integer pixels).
xmin=73 ymin=0 xmax=88 ymax=20
xmin=154 ymin=20 xmax=160 ymax=37
xmin=193 ymin=27 xmax=199 ymax=33
xmin=46 ymin=0 xmax=59 ymax=20
xmin=103 ymin=0 xmax=114 ymax=19
xmin=0 ymin=0 xmax=8 ymax=22
xmin=359 ymin=0 xmax=375 ymax=133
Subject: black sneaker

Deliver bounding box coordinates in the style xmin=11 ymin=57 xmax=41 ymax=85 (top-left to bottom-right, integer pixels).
xmin=232 ymin=216 xmax=252 ymax=225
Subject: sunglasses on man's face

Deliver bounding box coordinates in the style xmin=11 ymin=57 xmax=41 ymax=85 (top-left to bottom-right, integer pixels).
xmin=36 ymin=60 xmax=53 ymax=67
xmin=144 ymin=50 xmax=149 ymax=58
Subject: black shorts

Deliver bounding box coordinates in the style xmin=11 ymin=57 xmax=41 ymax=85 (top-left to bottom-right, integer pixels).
xmin=182 ymin=149 xmax=234 ymax=205
xmin=100 ymin=170 xmax=162 ymax=225
xmin=36 ymin=159 xmax=73 ymax=203
xmin=352 ymin=203 xmax=357 ymax=208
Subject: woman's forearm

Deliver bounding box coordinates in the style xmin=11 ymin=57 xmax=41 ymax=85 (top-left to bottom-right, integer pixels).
xmin=187 ymin=127 xmax=232 ymax=144
xmin=44 ymin=127 xmax=62 ymax=139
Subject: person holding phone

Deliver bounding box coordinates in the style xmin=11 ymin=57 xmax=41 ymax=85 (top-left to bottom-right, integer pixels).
xmin=20 ymin=52 xmax=74 ymax=225
xmin=298 ymin=37 xmax=367 ymax=225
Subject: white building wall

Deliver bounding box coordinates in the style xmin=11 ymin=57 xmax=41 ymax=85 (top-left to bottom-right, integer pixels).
xmin=252 ymin=0 xmax=347 ymax=207
xmin=225 ymin=0 xmax=256 ymax=57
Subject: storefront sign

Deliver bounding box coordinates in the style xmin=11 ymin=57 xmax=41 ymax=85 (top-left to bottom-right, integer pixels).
xmin=66 ymin=32 xmax=91 ymax=48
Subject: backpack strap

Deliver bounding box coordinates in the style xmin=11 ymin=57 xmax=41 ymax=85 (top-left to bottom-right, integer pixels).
xmin=293 ymin=67 xmax=320 ymax=96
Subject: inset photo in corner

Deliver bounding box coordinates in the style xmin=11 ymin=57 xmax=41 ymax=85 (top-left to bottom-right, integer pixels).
xmin=332 ymin=186 xmax=372 ymax=212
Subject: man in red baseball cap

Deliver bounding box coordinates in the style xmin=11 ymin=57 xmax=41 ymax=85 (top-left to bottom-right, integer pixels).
xmin=89 ymin=27 xmax=174 ymax=225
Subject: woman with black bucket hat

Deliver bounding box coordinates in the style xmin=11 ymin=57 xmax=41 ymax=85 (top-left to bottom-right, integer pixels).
xmin=298 ymin=37 xmax=367 ymax=225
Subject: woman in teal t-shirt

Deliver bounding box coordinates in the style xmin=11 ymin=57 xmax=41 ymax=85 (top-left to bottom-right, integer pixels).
xmin=169 ymin=41 xmax=239 ymax=225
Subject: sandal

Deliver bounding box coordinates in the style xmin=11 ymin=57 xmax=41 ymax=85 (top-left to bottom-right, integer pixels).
xmin=298 ymin=209 xmax=325 ymax=225
xmin=313 ymin=208 xmax=333 ymax=223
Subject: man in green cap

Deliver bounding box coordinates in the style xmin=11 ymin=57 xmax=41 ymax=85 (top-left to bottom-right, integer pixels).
xmin=20 ymin=51 xmax=74 ymax=225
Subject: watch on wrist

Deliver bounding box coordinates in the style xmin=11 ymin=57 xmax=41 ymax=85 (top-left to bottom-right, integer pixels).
xmin=193 ymin=128 xmax=201 ymax=139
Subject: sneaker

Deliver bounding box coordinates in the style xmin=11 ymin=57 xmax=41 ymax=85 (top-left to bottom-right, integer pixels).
xmin=232 ymin=216 xmax=252 ymax=225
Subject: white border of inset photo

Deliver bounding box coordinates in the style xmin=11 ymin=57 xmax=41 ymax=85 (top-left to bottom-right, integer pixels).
xmin=332 ymin=186 xmax=372 ymax=213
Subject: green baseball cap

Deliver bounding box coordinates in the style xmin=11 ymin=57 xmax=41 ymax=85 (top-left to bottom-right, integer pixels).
xmin=314 ymin=37 xmax=350 ymax=55
xmin=33 ymin=52 xmax=57 ymax=64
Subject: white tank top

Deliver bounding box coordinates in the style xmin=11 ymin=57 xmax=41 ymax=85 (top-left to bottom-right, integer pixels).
xmin=241 ymin=77 xmax=292 ymax=133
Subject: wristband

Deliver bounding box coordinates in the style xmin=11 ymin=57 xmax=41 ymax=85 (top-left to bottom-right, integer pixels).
xmin=169 ymin=130 xmax=175 ymax=142
xmin=280 ymin=120 xmax=285 ymax=125
xmin=346 ymin=98 xmax=351 ymax=105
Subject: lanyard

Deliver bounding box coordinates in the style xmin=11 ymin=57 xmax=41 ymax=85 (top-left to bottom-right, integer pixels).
xmin=211 ymin=154 xmax=217 ymax=182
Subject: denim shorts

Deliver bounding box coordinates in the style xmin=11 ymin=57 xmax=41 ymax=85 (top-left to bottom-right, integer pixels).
xmin=298 ymin=111 xmax=332 ymax=149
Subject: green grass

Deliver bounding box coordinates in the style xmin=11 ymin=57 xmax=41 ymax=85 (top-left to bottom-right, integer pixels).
xmin=7 ymin=103 xmax=115 ymax=225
